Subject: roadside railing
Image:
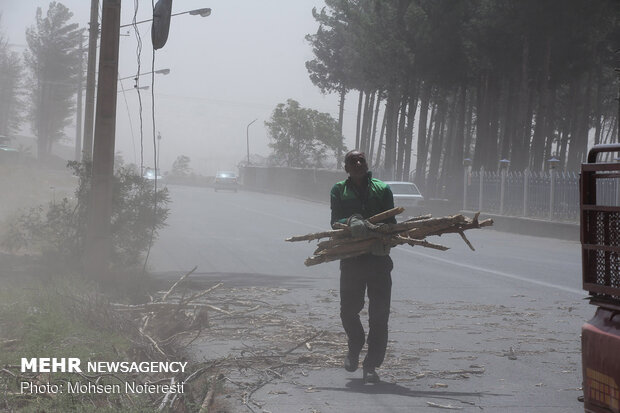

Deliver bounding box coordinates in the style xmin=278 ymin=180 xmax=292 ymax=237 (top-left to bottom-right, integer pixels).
xmin=464 ymin=169 xmax=583 ymax=222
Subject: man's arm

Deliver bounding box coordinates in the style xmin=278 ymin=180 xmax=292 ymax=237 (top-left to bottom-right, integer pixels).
xmin=383 ymin=186 xmax=397 ymax=224
xmin=330 ymin=184 xmax=347 ymax=228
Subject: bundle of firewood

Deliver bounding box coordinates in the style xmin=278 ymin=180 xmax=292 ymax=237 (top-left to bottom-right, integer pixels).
xmin=286 ymin=207 xmax=493 ymax=266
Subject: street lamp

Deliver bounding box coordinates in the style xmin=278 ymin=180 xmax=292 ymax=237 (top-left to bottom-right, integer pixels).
xmin=246 ymin=119 xmax=257 ymax=165
xmin=83 ymin=6 xmax=211 ymax=158
xmin=117 ymin=85 xmax=149 ymax=93
xmin=118 ymin=69 xmax=170 ymax=82
xmin=119 ymin=8 xmax=212 ymax=28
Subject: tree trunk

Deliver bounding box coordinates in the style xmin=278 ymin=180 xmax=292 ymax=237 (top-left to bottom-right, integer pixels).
xmin=369 ymin=93 xmax=382 ymax=167
xmin=472 ymin=73 xmax=488 ymax=170
xmin=558 ymin=83 xmax=577 ymax=167
xmin=336 ymin=85 xmax=346 ymax=169
xmin=403 ymin=92 xmax=418 ymax=182
xmin=512 ymin=36 xmax=530 ymax=170
xmin=439 ymin=89 xmax=459 ymax=198
xmin=464 ymin=88 xmax=474 ymax=159
xmin=530 ymin=36 xmax=552 ymax=171
xmin=384 ymin=88 xmax=400 ymax=180
xmin=486 ymin=75 xmax=500 ymax=170
xmin=360 ymin=91 xmax=372 ymax=153
xmin=427 ymin=97 xmax=446 ymax=198
xmin=415 ymin=82 xmax=432 ymax=191
xmin=355 ymin=90 xmax=363 ymax=150
xmin=543 ymin=87 xmax=557 ymax=163
xmin=374 ymin=110 xmax=387 ymax=169
xmin=364 ymin=91 xmax=376 ymax=155
xmin=446 ymin=85 xmax=467 ymax=200
xmin=566 ymin=75 xmax=584 ymax=171
xmin=498 ymin=77 xmax=511 ymax=161
xmin=580 ymin=69 xmax=594 ymax=163
xmin=396 ymin=95 xmax=408 ymax=180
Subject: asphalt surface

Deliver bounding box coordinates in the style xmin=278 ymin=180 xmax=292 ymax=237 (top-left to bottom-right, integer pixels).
xmin=149 ymin=185 xmax=588 ymax=413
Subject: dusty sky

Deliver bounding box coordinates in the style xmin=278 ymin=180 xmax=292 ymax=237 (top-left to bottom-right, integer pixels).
xmin=1 ymin=0 xmax=358 ymax=175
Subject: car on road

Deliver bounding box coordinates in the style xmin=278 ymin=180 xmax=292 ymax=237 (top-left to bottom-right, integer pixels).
xmin=214 ymin=171 xmax=238 ymax=192
xmin=143 ymin=167 xmax=162 ymax=181
xmin=384 ymin=181 xmax=424 ymax=219
xmin=0 ymin=135 xmax=18 ymax=156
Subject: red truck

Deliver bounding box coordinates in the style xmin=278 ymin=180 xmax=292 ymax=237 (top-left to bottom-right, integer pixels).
xmin=581 ymin=144 xmax=620 ymax=413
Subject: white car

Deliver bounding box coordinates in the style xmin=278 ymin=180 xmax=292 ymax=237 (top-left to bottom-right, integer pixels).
xmin=384 ymin=181 xmax=425 ymax=219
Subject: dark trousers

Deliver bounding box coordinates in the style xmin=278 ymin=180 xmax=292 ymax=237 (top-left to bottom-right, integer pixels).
xmin=340 ymin=254 xmax=393 ymax=369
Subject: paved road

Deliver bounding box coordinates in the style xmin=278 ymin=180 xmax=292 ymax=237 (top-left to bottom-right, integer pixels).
xmin=150 ymin=185 xmax=588 ymax=412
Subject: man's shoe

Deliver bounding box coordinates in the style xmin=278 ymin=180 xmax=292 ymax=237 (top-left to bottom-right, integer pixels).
xmin=363 ymin=367 xmax=380 ymax=384
xmin=344 ymin=352 xmax=359 ymax=372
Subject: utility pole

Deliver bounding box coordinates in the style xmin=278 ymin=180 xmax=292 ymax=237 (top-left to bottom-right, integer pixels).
xmin=84 ymin=0 xmax=121 ymax=282
xmin=82 ymin=0 xmax=99 ymax=159
xmin=75 ymin=34 xmax=84 ymax=161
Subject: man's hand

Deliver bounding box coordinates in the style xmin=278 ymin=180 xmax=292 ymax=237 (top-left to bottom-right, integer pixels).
xmin=347 ymin=214 xmax=385 ymax=238
xmin=347 ymin=214 xmax=370 ymax=238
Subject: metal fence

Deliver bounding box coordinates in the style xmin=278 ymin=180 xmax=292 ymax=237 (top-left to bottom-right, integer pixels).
xmin=463 ymin=169 xmax=588 ymax=222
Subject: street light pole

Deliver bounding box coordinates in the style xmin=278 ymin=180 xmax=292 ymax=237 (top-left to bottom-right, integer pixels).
xmin=246 ymin=119 xmax=257 ymax=165
xmin=117 ymin=68 xmax=170 ymax=81
xmin=157 ymin=132 xmax=162 ymax=176
xmin=119 ymin=8 xmax=211 ymax=28
xmin=81 ymin=7 xmax=209 ymax=160
xmin=75 ymin=34 xmax=84 ymax=161
xmin=82 ymin=0 xmax=99 ymax=160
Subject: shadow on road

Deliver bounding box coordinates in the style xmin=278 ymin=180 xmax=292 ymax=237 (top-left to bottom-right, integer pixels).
xmin=314 ymin=378 xmax=507 ymax=403
xmin=150 ymin=271 xmax=314 ymax=288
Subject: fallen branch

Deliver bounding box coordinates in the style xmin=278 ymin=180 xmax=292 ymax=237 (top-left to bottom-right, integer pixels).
xmin=286 ymin=207 xmax=404 ymax=242
xmin=162 ymin=266 xmax=198 ymax=301
xmin=287 ymin=210 xmax=493 ymax=266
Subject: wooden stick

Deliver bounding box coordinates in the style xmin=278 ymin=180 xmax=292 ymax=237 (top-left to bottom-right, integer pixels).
xmin=199 ymin=375 xmax=223 ymax=413
xmin=281 ymin=330 xmax=324 ymax=355
xmin=286 ymin=228 xmax=347 ymax=242
xmin=286 ymin=207 xmax=405 ymax=242
xmin=394 ymin=235 xmax=449 ymax=251
xmin=377 ymin=215 xmax=467 ymax=235
xmin=366 ymin=207 xmax=404 ymax=223
xmin=162 ymin=266 xmax=197 ymax=301
xmin=158 ymin=377 xmax=176 ymax=411
xmin=459 ymin=231 xmax=475 ymax=251
xmin=402 ymin=214 xmax=432 ymax=222
xmin=179 ymin=282 xmax=223 ymax=307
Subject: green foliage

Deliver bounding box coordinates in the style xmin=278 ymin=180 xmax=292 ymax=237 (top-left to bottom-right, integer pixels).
xmin=24 ymin=2 xmax=83 ymax=159
xmin=266 ymin=99 xmax=343 ymax=168
xmin=171 ymin=154 xmax=192 ymax=177
xmin=307 ymin=0 xmax=620 ymax=189
xmin=0 ymin=277 xmax=155 ymax=412
xmin=0 ymin=17 xmax=25 ymax=136
xmin=2 ymin=161 xmax=170 ymax=269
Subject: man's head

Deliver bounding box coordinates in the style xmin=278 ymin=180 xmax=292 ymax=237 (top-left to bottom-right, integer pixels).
xmin=344 ymin=150 xmax=368 ymax=179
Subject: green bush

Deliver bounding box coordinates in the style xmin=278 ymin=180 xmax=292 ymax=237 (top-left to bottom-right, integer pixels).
xmin=2 ymin=161 xmax=170 ymax=269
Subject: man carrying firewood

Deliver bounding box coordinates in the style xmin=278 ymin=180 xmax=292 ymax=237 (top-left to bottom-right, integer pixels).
xmin=330 ymin=149 xmax=396 ymax=384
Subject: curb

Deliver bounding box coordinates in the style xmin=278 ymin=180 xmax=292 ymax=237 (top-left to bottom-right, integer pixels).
xmin=461 ymin=210 xmax=579 ymax=241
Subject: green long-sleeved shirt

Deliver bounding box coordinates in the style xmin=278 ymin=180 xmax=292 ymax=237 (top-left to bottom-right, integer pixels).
xmin=330 ymin=172 xmax=396 ymax=228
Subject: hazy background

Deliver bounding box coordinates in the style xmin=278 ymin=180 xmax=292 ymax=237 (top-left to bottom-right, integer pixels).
xmin=0 ymin=0 xmax=358 ymax=174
